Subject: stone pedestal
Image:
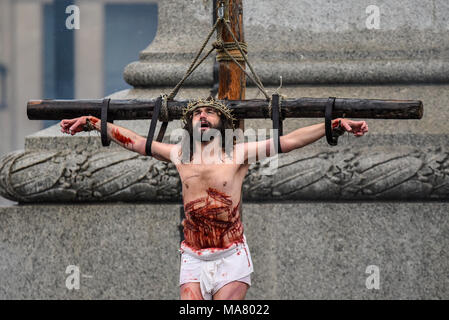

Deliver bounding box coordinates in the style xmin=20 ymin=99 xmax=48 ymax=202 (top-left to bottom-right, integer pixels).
xmin=0 ymin=202 xmax=447 ymax=299
xmin=124 ymin=0 xmax=449 ymax=87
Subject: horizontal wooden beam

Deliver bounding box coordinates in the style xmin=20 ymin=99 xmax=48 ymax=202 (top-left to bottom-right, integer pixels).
xmin=27 ymin=97 xmax=423 ymax=121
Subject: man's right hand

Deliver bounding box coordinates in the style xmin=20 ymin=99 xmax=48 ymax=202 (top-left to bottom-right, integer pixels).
xmin=60 ymin=116 xmax=91 ymax=135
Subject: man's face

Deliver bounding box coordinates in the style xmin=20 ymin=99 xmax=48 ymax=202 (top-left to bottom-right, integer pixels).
xmin=191 ymin=107 xmax=222 ymax=137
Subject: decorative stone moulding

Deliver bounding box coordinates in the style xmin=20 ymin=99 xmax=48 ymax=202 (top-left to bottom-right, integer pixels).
xmin=1 ymin=144 xmax=447 ymax=203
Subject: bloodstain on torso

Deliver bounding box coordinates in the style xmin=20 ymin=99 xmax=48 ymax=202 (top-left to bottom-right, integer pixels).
xmin=182 ymin=187 xmax=243 ymax=250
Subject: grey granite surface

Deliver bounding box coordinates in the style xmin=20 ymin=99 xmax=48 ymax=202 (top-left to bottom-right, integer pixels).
xmin=0 ymin=195 xmax=16 ymax=207
xmin=0 ymin=203 xmax=181 ymax=299
xmin=0 ymin=202 xmax=447 ymax=299
xmin=124 ymin=0 xmax=449 ymax=86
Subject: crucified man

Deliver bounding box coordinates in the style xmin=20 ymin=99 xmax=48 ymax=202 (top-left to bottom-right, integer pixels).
xmin=60 ymin=98 xmax=368 ymax=300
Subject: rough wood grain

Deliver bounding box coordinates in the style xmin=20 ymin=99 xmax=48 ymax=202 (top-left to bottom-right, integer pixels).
xmin=27 ymin=98 xmax=424 ymax=120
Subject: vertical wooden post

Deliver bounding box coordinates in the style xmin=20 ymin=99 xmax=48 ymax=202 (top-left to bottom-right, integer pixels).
xmin=217 ymin=0 xmax=245 ymax=130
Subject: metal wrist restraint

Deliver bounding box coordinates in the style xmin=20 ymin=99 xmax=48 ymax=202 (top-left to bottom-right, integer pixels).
xmin=325 ymin=97 xmax=346 ymax=146
xmin=145 ymin=95 xmax=170 ymax=157
xmin=271 ymin=93 xmax=284 ymax=154
xmin=101 ymin=98 xmax=114 ymax=146
xmin=98 ymin=94 xmax=169 ymax=155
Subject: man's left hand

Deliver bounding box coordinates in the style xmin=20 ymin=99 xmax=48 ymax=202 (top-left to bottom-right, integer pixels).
xmin=338 ymin=119 xmax=369 ymax=137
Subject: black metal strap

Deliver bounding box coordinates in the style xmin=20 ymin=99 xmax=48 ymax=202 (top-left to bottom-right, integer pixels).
xmin=145 ymin=96 xmax=163 ymax=156
xmin=101 ymin=98 xmax=113 ymax=146
xmin=156 ymin=121 xmax=168 ymax=142
xmin=271 ymin=93 xmax=283 ymax=154
xmin=325 ymin=97 xmax=338 ymax=146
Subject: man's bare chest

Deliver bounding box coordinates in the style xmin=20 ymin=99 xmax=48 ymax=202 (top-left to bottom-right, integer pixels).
xmin=176 ymin=164 xmax=241 ymax=191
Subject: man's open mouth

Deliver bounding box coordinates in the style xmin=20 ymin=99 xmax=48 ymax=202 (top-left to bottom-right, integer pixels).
xmin=200 ymin=121 xmax=210 ymax=129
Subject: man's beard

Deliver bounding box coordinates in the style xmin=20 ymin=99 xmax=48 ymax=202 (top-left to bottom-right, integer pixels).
xmin=193 ymin=120 xmax=224 ymax=142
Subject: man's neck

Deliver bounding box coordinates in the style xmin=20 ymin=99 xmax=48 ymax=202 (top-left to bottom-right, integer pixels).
xmin=192 ymin=140 xmax=226 ymax=164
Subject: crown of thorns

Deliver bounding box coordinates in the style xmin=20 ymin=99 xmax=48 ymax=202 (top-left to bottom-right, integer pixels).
xmin=181 ymin=98 xmax=237 ymax=128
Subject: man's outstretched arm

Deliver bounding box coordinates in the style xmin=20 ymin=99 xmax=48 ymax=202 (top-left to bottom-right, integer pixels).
xmin=239 ymin=118 xmax=369 ymax=163
xmin=60 ymin=115 xmax=175 ymax=162
xmin=281 ymin=118 xmax=368 ymax=152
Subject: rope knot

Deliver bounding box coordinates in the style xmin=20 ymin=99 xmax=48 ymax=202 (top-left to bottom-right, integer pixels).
xmin=212 ymin=41 xmax=224 ymax=49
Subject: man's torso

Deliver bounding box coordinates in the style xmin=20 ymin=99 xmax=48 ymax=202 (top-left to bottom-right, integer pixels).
xmin=176 ymin=160 xmax=249 ymax=251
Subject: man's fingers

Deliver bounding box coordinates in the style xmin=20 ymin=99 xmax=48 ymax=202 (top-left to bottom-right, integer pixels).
xmin=351 ymin=121 xmax=368 ymax=133
xmin=362 ymin=124 xmax=368 ymax=133
xmin=60 ymin=120 xmax=70 ymax=134
xmin=69 ymin=119 xmax=81 ymax=134
xmin=69 ymin=122 xmax=76 ymax=132
xmin=343 ymin=122 xmax=352 ymax=131
xmin=60 ymin=118 xmax=84 ymax=134
xmin=341 ymin=120 xmax=368 ymax=137
xmin=61 ymin=119 xmax=74 ymax=129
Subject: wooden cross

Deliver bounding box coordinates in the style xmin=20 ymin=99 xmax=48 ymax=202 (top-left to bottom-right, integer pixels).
xmin=27 ymin=0 xmax=423 ymax=149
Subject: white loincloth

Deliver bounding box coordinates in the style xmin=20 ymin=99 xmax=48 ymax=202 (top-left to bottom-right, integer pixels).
xmin=179 ymin=234 xmax=254 ymax=300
